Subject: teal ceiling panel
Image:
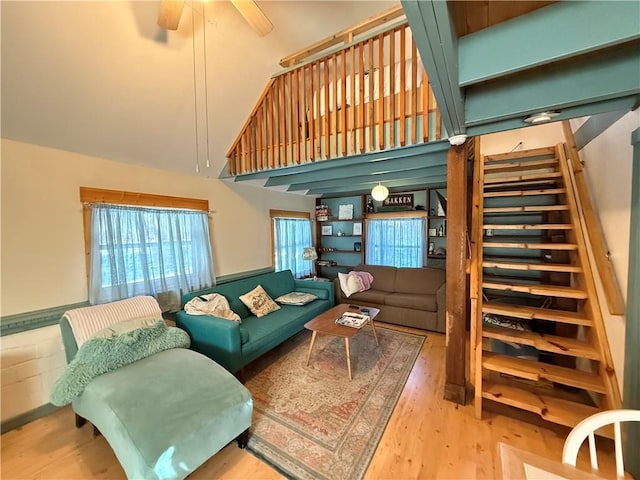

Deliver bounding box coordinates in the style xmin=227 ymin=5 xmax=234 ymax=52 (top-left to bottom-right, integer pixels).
xmin=459 ymin=1 xmax=640 ymax=87
xmin=465 ymin=44 xmax=640 ymax=126
xmin=402 ymin=0 xmax=465 ymax=135
xmin=308 ymin=176 xmax=448 ymax=196
xmin=228 ymin=141 xmax=448 ymax=182
xmin=266 ymin=148 xmax=448 ymax=187
xmin=466 ymin=96 xmax=639 ymax=137
xmin=287 ymin=165 xmax=447 ymax=191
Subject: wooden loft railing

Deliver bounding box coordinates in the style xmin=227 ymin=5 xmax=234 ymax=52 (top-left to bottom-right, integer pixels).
xmin=226 ymin=18 xmax=443 ymax=176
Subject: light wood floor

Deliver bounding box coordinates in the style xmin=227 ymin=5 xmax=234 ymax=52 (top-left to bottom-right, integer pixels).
xmin=1 ymin=325 xmax=619 ymax=479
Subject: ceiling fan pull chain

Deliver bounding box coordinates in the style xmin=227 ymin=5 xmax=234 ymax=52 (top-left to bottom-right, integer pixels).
xmin=191 ymin=4 xmax=200 ymax=174
xmin=202 ymin=3 xmax=211 ymax=169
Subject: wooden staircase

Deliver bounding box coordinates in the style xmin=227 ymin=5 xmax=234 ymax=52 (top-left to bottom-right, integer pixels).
xmin=470 ymin=144 xmax=622 ymax=430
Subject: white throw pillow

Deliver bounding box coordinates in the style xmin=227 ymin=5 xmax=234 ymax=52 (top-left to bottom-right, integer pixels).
xmin=338 ymin=272 xmax=365 ymax=298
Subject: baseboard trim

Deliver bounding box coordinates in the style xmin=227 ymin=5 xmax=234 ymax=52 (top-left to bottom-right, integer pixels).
xmin=1 ymin=403 xmax=59 ymax=434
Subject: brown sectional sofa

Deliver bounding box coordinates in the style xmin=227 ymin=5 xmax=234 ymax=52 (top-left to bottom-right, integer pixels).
xmin=334 ymin=264 xmax=446 ymax=333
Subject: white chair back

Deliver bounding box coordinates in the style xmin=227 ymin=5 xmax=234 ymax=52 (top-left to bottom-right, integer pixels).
xmin=562 ymin=409 xmax=640 ymax=479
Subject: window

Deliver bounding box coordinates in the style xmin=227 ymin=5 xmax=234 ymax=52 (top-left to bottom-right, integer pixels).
xmin=366 ymin=217 xmax=426 ymax=267
xmin=81 ymin=188 xmax=215 ymax=311
xmin=270 ymin=210 xmax=312 ymax=278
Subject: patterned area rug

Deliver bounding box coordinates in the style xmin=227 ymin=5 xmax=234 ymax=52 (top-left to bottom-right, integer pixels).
xmin=244 ymin=326 xmax=425 ymax=480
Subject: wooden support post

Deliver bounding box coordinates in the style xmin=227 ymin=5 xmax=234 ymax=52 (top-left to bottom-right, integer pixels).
xmin=445 ymin=144 xmax=468 ymax=405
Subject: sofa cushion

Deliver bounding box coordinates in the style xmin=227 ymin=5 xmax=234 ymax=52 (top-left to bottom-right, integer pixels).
xmin=239 ymin=285 xmax=280 ymax=318
xmin=296 ymin=287 xmax=330 ymax=300
xmin=394 ymin=267 xmax=445 ymax=294
xmin=275 ymin=291 xmax=318 ymax=305
xmin=347 ymin=289 xmax=389 ymax=305
xmin=385 ymin=292 xmax=437 ymax=311
xmin=355 ymin=264 xmax=396 ymax=292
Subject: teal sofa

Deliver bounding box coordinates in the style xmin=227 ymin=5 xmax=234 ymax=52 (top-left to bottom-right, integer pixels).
xmin=176 ymin=269 xmax=334 ymax=373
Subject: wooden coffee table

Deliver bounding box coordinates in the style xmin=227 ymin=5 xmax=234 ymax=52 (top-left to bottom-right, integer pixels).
xmin=304 ymin=303 xmax=380 ymax=380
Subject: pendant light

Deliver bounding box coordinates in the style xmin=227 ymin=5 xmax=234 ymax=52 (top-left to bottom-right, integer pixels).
xmin=371 ymin=183 xmax=389 ymax=201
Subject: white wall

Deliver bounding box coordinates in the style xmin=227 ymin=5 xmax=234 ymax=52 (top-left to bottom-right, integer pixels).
xmin=0 ymin=138 xmax=315 ymax=421
xmin=480 ymin=122 xmax=565 ymax=155
xmin=570 ymin=110 xmax=640 ymax=395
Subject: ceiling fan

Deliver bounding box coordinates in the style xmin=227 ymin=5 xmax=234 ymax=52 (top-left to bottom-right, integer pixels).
xmin=157 ymin=0 xmax=273 ymax=36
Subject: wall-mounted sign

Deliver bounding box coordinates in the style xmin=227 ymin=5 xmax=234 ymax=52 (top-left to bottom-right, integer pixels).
xmin=383 ymin=193 xmax=414 ymax=207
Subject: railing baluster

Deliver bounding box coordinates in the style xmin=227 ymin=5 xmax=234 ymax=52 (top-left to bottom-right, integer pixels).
xmin=331 ymin=55 xmax=344 ymax=157
xmin=350 ymin=44 xmax=356 ymax=155
xmin=279 ymin=75 xmax=286 ymax=167
xmin=257 ymin=105 xmax=263 ymax=170
xmin=341 ymin=49 xmax=347 ymax=157
xmin=399 ymin=26 xmax=406 ymax=146
xmin=308 ymin=64 xmax=315 ymax=162
xmin=324 ymin=59 xmax=330 ymax=159
xmin=389 ymin=28 xmax=396 ymax=148
xmin=411 ymin=35 xmax=418 ymax=145
xmin=315 ymin=61 xmax=321 ymax=159
xmin=294 ymin=68 xmax=300 ymax=164
xmin=378 ymin=33 xmax=384 ymax=151
xmin=358 ymin=45 xmax=364 ymax=154
xmin=422 ymin=70 xmax=429 ymax=142
xmin=368 ymin=37 xmax=374 ymax=152
xmin=269 ymin=89 xmax=275 ymax=168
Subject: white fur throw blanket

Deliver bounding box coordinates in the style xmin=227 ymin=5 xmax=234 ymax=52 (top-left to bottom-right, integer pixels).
xmin=184 ymin=293 xmax=241 ymax=322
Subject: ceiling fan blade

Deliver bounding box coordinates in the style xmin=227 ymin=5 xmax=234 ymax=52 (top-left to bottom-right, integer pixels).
xmin=230 ymin=0 xmax=273 ymax=37
xmin=157 ymin=0 xmax=185 ymax=31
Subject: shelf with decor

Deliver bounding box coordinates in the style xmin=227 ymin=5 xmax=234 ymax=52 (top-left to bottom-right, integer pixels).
xmin=315 ymin=195 xmax=365 ymax=279
xmin=426 ymin=186 xmax=447 ymax=268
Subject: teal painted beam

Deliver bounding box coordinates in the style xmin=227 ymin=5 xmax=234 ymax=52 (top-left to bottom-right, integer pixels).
xmin=459 ymin=1 xmax=640 ymax=87
xmin=307 ymin=176 xmax=447 ymax=195
xmin=465 ymin=44 xmax=640 ymax=126
xmin=466 ymin=96 xmax=639 ymax=137
xmin=228 ymin=141 xmax=449 ymax=181
xmin=287 ymin=165 xmax=447 ymax=192
xmin=574 ymin=110 xmax=629 ymax=150
xmin=264 ymin=144 xmax=449 ymax=187
xmin=402 ymin=0 xmax=465 ymax=136
xmin=624 ymin=127 xmax=640 ymax=479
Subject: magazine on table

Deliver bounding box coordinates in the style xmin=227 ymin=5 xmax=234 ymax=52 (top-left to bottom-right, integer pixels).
xmin=335 ymin=311 xmax=370 ymax=328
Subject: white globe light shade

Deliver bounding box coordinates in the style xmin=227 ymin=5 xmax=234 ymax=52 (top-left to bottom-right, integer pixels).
xmin=371 ymin=184 xmax=389 ymax=201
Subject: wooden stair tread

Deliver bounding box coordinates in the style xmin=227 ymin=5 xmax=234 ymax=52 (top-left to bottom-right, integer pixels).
xmin=483 ymin=353 xmax=605 ymax=393
xmin=482 ymin=282 xmax=588 ymax=299
xmin=484 ymin=172 xmax=562 ymax=184
xmin=483 ymin=302 xmax=591 ymax=326
xmin=484 ymin=158 xmax=558 ymax=173
xmin=484 ymin=147 xmax=556 ymax=163
xmin=483 ymin=260 xmax=582 ymax=273
xmin=484 ymin=179 xmax=562 ymax=189
xmin=484 ymin=188 xmax=566 ymax=198
xmin=483 ymin=326 xmax=600 ymax=360
xmin=482 ymin=381 xmax=602 ymax=428
xmin=483 ymin=205 xmax=569 ymax=214
xmin=483 ymin=223 xmax=572 ymax=230
xmin=483 ymin=241 xmax=577 ymax=250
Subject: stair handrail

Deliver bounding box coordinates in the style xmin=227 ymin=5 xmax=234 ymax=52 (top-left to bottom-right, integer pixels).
xmin=556 ymin=143 xmax=622 ymax=410
xmin=562 ymin=121 xmax=626 ymax=316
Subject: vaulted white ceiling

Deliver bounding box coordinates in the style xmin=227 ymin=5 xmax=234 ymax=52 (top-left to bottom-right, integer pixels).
xmin=1 ymin=1 xmax=397 ymax=178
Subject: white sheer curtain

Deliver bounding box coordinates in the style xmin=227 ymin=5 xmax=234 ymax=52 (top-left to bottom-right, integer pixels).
xmin=273 ymin=217 xmax=313 ymax=278
xmin=366 ymin=217 xmax=426 ymax=267
xmin=89 ymin=204 xmax=215 ymax=311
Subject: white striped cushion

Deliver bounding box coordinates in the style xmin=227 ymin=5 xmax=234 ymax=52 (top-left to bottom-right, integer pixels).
xmin=64 ymin=296 xmax=162 ymax=347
